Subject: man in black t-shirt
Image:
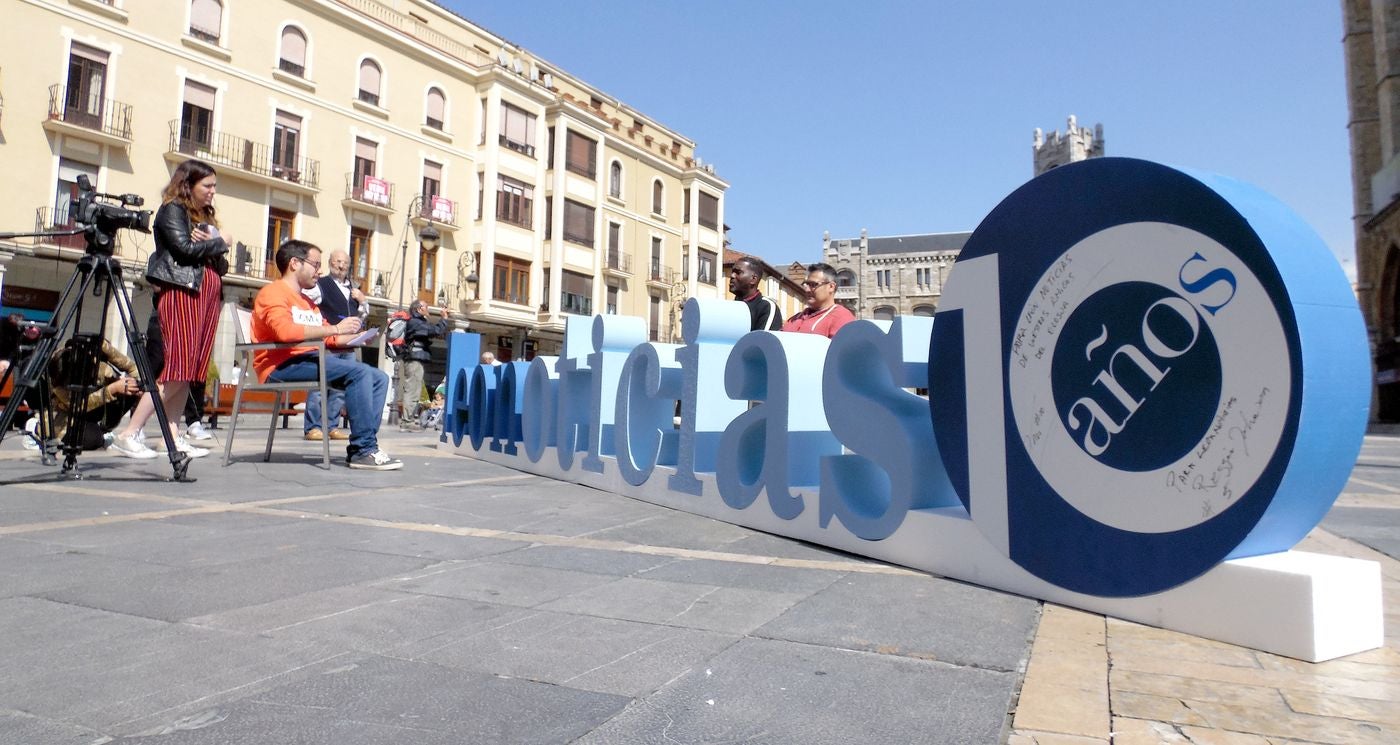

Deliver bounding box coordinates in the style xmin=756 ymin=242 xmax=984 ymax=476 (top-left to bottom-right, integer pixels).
xmin=728 ymin=256 xmax=781 ymax=332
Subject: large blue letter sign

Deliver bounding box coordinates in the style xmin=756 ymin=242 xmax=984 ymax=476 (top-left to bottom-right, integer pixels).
xmin=444 ymin=158 xmax=1380 ymax=661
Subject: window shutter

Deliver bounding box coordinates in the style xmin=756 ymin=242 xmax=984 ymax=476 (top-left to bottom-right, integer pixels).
xmin=275 ymin=110 xmax=301 ymax=130
xmin=70 ymin=42 xmax=109 ymax=64
xmin=359 ymin=59 xmax=381 ymax=94
xmin=355 ymin=137 xmax=377 ymax=161
xmin=190 ymin=0 xmax=222 ymax=34
xmin=281 ymin=27 xmax=307 ymax=64
xmin=423 ymin=160 xmax=442 ymax=182
xmin=183 ymin=80 xmax=216 ymax=109
xmin=426 ymin=88 xmax=445 ymax=121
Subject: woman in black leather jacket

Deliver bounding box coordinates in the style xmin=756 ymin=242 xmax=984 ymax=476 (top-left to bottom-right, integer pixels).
xmin=110 ymin=159 xmax=231 ymax=459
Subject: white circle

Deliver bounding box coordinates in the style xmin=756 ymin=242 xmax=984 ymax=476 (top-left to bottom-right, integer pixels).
xmin=1007 ymin=222 xmax=1291 ymax=533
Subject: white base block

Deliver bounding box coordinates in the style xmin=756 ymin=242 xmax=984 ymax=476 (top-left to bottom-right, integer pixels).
xmin=448 ymin=442 xmax=1383 ymax=663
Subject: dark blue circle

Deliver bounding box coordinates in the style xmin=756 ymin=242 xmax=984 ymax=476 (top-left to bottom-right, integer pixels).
xmin=1050 ymin=282 xmax=1221 ymax=472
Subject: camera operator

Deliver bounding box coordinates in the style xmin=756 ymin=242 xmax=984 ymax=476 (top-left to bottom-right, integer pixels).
xmin=1 ymin=313 xmax=47 ymax=440
xmin=48 ymin=337 xmax=145 ymax=452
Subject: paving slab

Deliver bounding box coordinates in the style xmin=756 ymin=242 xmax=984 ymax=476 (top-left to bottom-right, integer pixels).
xmin=575 ymin=637 xmax=1018 ymax=745
xmin=407 ymin=608 xmax=740 ymax=696
xmin=539 ymin=575 xmax=814 ymax=635
xmin=380 ymin=558 xmax=620 ymax=607
xmin=755 ymin=571 xmax=1041 ymax=672
xmin=490 ymin=543 xmax=678 ymax=576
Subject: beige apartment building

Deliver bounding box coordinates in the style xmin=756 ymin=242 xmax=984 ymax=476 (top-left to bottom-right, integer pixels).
xmin=0 ymin=0 xmax=728 ymax=376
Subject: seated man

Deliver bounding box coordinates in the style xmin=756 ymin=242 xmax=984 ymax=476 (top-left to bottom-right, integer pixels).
xmin=47 ymin=335 xmax=146 ymax=453
xmin=251 ymin=239 xmax=402 ymax=471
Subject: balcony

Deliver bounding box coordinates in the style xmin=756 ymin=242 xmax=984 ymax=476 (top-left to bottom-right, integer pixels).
xmin=646 ymin=261 xmax=676 ymax=289
xmin=604 ymin=251 xmax=632 ymax=278
xmin=560 ymin=291 xmax=592 ymax=316
xmin=412 ymin=195 xmax=459 ymax=231
xmin=165 ymin=120 xmax=320 ymax=194
xmin=228 ymin=243 xmax=278 ymax=281
xmin=343 ymin=173 xmax=395 ymax=216
xmin=498 ymin=134 xmax=535 ymax=158
xmin=43 ymin=84 xmax=133 ymax=147
xmin=32 ymin=206 xmax=86 ymax=250
xmin=835 ymin=285 xmax=858 ymax=300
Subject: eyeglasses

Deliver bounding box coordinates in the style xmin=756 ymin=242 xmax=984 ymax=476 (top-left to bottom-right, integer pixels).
xmin=801 ymin=279 xmax=833 ymax=289
xmin=297 ymin=257 xmax=321 ymax=270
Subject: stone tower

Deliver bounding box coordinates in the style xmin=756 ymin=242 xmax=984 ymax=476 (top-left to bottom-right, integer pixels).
xmin=1032 ymin=115 xmax=1105 ymax=176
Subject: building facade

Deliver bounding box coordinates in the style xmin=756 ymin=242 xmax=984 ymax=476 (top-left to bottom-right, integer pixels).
xmin=0 ymin=0 xmax=728 ymax=379
xmin=819 ymin=230 xmax=969 ymax=320
xmin=1343 ymin=0 xmax=1400 ymax=421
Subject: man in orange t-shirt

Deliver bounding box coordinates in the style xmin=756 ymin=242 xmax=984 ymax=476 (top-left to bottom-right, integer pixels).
xmin=252 ymin=239 xmax=401 ymax=471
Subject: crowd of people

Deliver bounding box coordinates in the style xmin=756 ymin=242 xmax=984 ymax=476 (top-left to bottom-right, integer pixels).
xmin=5 ymin=157 xmax=865 ymax=469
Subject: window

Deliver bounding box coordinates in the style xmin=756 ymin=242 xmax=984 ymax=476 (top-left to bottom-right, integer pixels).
xmin=499 ymin=103 xmax=536 ymax=156
xmin=876 ymin=269 xmax=892 ymax=290
xmin=279 ymin=26 xmax=307 ymax=77
xmin=607 ymin=222 xmax=621 ymax=268
xmin=912 ymin=305 xmax=936 ymax=317
xmin=916 ymin=267 xmax=932 ymax=288
xmin=496 ymin=176 xmax=533 ymax=228
xmin=65 ymin=44 xmax=108 ymax=131
xmin=189 ymin=0 xmax=222 ymax=43
xmin=272 ymin=111 xmax=301 ymax=180
xmin=560 ymin=270 xmax=592 ymax=315
xmin=352 ymin=137 xmax=377 ymax=196
xmin=682 ymin=249 xmax=688 ymax=281
xmin=565 ymin=131 xmax=597 ymax=178
xmin=265 ymin=208 xmax=295 ymax=278
xmin=650 ymin=237 xmax=663 ymax=280
xmin=546 ymin=126 xmax=554 ymax=169
xmin=873 ymin=306 xmax=896 ymax=321
xmin=544 ymin=196 xmax=552 ymax=239
xmin=837 ymin=269 xmax=856 ymax=288
xmin=349 ymin=226 xmax=371 ymax=292
xmin=649 ymin=294 xmax=661 ymax=341
xmin=651 ymin=180 xmax=663 ymax=215
xmin=54 ymin=158 xmax=99 ymax=228
xmin=357 ymin=58 xmax=382 ymax=106
xmin=493 ymin=256 xmax=530 ymax=305
xmin=697 ymin=191 xmax=719 ymax=230
xmin=418 ymin=246 xmax=436 ymax=296
xmin=609 ymin=161 xmax=622 ymax=198
xmin=698 ymin=249 xmax=717 ymax=285
xmin=562 ymin=199 xmax=594 ymax=247
xmin=179 ymin=80 xmax=215 ymax=151
xmin=422 ymin=160 xmax=442 ymax=203
xmin=476 ymin=172 xmax=484 ymax=220
xmin=425 ymin=87 xmax=445 ymax=130
xmin=683 ymin=188 xmax=690 ymax=223
xmin=607 ymin=285 xmax=619 ymax=315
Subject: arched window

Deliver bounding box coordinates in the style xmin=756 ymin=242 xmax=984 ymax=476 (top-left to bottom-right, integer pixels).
xmin=651 ymin=180 xmax=663 ymax=214
xmin=609 ymin=161 xmax=622 ymax=199
xmin=189 ymin=0 xmax=223 ymax=43
xmin=424 ymin=87 xmax=446 ymax=130
xmin=836 ymin=269 xmax=856 ymax=287
xmin=912 ymin=304 xmax=936 ymax=317
xmin=278 ymin=26 xmax=307 ymax=77
xmin=872 ymin=305 xmax=896 ymax=321
xmin=357 ymin=59 xmax=382 ymax=106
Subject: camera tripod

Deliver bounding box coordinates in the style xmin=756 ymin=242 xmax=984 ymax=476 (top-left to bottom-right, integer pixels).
xmin=0 ymin=230 xmax=194 ymax=482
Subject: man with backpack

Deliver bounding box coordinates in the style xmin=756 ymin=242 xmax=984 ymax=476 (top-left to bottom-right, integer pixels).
xmin=395 ymin=299 xmax=449 ymax=432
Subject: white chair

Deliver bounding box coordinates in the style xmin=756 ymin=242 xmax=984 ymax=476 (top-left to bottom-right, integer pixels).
xmin=221 ymin=302 xmax=331 ymax=469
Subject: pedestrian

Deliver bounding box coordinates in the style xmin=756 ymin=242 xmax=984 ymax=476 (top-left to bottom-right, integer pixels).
xmin=111 ymin=159 xmax=230 ymax=459
xmin=397 ymin=298 xmax=449 ymax=432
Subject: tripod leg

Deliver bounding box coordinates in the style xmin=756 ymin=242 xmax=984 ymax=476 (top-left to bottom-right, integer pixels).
xmin=105 ymin=268 xmax=194 ymax=482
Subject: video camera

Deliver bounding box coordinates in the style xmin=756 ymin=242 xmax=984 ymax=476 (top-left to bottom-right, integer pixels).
xmin=71 ymin=174 xmax=151 ymax=253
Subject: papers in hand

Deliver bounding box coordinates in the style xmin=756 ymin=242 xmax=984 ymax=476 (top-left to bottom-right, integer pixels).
xmin=342 ymin=327 xmax=379 ymax=347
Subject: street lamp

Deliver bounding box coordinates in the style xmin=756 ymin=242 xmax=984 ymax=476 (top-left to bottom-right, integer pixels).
xmin=398 ymin=195 xmax=440 ymax=310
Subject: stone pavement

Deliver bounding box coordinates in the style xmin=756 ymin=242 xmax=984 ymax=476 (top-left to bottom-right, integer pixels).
xmin=0 ymin=425 xmax=1394 ymax=744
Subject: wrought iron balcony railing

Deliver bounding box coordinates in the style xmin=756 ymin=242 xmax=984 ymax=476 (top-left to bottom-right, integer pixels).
xmin=47 ymin=84 xmax=133 ymax=140
xmin=167 ymin=120 xmax=321 ymax=189
xmin=345 ymin=173 xmax=394 ymax=209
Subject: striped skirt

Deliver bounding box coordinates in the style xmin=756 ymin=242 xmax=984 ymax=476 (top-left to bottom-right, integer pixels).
xmin=155 ymin=267 xmax=222 ymax=383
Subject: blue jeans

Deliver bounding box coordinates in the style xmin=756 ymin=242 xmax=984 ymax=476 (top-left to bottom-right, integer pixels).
xmin=303 ymin=350 xmax=355 ymax=434
xmin=268 ymin=353 xmax=388 ymax=457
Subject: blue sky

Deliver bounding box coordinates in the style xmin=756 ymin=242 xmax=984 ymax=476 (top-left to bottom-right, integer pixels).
xmin=446 ymin=1 xmax=1354 ymax=275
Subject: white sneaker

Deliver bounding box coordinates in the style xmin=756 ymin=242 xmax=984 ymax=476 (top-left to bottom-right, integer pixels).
xmin=185 ymin=421 xmax=213 ymax=441
xmin=179 ymin=436 xmax=210 ymax=458
xmin=21 ymin=418 xmax=41 ymax=451
xmin=109 ymin=433 xmax=159 ymax=459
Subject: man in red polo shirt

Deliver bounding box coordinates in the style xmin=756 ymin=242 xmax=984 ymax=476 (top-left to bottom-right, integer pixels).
xmin=781 ymin=262 xmax=856 ymax=339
